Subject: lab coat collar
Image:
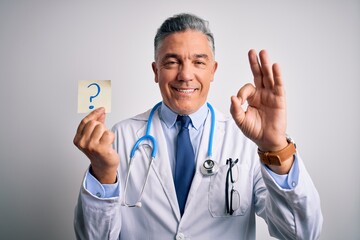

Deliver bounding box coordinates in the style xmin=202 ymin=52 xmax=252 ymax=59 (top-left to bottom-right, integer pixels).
xmin=159 ymin=102 xmax=209 ymax=131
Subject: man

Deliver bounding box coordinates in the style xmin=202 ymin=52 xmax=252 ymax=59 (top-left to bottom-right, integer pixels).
xmin=73 ymin=13 xmax=323 ymax=239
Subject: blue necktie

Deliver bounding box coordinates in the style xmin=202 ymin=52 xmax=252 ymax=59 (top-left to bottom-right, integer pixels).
xmin=175 ymin=115 xmax=195 ymax=215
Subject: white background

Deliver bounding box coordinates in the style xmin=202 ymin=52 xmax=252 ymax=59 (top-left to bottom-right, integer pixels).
xmin=0 ymin=0 xmax=359 ymax=239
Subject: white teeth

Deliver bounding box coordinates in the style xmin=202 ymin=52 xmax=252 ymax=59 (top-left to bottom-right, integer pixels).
xmin=177 ymin=89 xmax=195 ymax=93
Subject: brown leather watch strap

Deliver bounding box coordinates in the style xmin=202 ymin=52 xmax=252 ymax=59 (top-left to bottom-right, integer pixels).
xmin=258 ymin=141 xmax=296 ymax=166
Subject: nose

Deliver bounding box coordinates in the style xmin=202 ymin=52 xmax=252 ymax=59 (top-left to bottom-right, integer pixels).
xmin=177 ymin=62 xmax=194 ymax=82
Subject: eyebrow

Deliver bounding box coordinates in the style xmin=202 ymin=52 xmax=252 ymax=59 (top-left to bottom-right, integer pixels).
xmin=161 ymin=53 xmax=210 ymax=61
xmin=193 ymin=54 xmax=209 ymax=59
xmin=161 ymin=53 xmax=179 ymax=61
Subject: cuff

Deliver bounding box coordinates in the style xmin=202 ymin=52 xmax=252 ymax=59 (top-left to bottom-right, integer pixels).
xmin=84 ymin=167 xmax=120 ymax=198
xmin=264 ymin=154 xmax=300 ymax=189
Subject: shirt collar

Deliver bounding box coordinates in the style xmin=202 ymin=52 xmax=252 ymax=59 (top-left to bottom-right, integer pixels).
xmin=159 ymin=102 xmax=209 ymax=130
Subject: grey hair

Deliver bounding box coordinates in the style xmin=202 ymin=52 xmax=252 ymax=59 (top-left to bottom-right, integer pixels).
xmin=154 ymin=13 xmax=215 ymax=60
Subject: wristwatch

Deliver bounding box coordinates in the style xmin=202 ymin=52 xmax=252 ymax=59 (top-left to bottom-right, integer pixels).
xmin=258 ymin=137 xmax=296 ymax=166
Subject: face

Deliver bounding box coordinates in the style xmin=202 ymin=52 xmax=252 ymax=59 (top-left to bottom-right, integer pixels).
xmin=152 ymin=30 xmax=218 ymax=115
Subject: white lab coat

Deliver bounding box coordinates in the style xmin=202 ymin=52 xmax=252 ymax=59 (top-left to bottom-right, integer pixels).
xmin=74 ymin=107 xmax=323 ymax=240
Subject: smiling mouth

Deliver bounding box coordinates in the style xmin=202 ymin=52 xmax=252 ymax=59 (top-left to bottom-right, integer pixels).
xmin=175 ymin=88 xmax=197 ymax=93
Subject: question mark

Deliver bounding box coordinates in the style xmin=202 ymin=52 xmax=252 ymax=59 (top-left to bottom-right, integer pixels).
xmin=87 ymin=83 xmax=101 ymax=110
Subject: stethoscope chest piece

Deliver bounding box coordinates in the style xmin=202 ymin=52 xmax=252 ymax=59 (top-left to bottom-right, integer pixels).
xmin=200 ymin=159 xmax=219 ymax=176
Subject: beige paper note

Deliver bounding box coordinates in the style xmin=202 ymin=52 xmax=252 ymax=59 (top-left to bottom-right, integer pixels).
xmin=78 ymin=80 xmax=111 ymax=113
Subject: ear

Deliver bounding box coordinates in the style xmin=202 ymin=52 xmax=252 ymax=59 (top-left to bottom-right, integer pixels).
xmin=152 ymin=62 xmax=159 ymax=83
xmin=211 ymin=61 xmax=218 ymax=82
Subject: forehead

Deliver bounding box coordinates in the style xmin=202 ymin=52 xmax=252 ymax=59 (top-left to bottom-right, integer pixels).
xmin=157 ymin=30 xmax=213 ymax=59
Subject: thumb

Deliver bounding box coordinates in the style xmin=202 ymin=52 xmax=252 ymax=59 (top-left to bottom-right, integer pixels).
xmin=96 ymin=107 xmax=106 ymax=124
xmin=230 ymin=96 xmax=245 ymax=126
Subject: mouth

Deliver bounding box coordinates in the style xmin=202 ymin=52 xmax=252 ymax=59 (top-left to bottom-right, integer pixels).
xmin=174 ymin=88 xmax=197 ymax=93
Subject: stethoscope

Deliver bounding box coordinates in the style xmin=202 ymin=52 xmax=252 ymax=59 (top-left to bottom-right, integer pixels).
xmin=122 ymin=102 xmax=219 ymax=208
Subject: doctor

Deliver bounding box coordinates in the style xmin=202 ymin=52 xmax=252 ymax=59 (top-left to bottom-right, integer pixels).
xmin=73 ymin=13 xmax=323 ymax=239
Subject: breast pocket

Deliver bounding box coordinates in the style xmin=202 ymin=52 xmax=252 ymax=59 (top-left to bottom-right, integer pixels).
xmin=208 ymin=160 xmax=252 ymax=217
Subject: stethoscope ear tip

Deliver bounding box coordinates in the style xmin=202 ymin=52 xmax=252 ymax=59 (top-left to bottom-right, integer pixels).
xmin=135 ymin=202 xmax=142 ymax=208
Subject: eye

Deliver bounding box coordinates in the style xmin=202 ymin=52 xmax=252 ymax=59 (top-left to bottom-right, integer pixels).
xmin=163 ymin=59 xmax=179 ymax=68
xmin=194 ymin=60 xmax=207 ymax=68
xmin=166 ymin=61 xmax=178 ymax=65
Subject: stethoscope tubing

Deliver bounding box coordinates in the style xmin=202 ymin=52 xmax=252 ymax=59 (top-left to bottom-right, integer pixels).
xmin=123 ymin=101 xmax=216 ymax=208
xmin=206 ymin=102 xmax=215 ymax=159
xmin=129 ymin=102 xmax=162 ymax=159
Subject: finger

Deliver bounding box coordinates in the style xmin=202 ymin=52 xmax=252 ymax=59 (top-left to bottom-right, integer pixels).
xmin=98 ymin=111 xmax=106 ymax=124
xmin=236 ymin=83 xmax=256 ymax=103
xmin=230 ymin=96 xmax=245 ymax=126
xmin=76 ymin=107 xmax=106 ymax=136
xmin=90 ymin=123 xmax=107 ymax=143
xmin=273 ymin=63 xmax=283 ymax=86
xmin=78 ymin=120 xmax=103 ymax=148
xmin=248 ymin=49 xmax=263 ymax=88
xmin=100 ymin=130 xmax=115 ymax=145
xmin=259 ymin=49 xmax=274 ymax=89
xmin=272 ymin=63 xmax=285 ymax=96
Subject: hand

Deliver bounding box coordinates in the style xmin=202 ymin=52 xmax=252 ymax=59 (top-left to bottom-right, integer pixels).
xmin=230 ymin=49 xmax=292 ymax=173
xmin=73 ymin=107 xmax=119 ymax=183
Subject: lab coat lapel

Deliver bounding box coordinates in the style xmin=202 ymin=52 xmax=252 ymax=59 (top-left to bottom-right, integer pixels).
xmin=184 ymin=109 xmax=225 ymax=216
xmin=135 ymin=110 xmax=181 ymax=220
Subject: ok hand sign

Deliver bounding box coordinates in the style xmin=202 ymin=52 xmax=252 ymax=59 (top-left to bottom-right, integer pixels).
xmin=230 ymin=49 xmax=292 ymax=174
